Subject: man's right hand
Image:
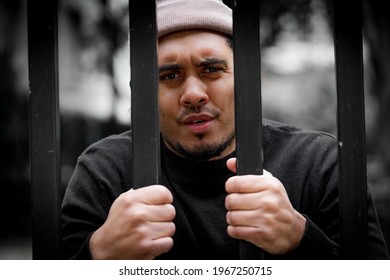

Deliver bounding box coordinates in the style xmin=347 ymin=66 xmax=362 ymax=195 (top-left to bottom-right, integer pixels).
xmin=89 ymin=185 xmax=176 ymax=259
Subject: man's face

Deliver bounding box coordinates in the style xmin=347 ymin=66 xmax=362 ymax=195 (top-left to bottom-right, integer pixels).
xmin=158 ymin=30 xmax=235 ymax=161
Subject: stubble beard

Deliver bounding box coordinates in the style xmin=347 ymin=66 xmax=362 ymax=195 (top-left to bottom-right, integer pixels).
xmin=165 ymin=131 xmax=235 ymax=161
xmin=163 ymin=105 xmax=235 ymax=161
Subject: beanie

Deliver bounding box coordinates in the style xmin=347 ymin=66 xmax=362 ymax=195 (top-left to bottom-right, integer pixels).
xmin=157 ymin=0 xmax=232 ymax=38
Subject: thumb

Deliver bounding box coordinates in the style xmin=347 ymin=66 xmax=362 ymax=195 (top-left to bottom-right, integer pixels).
xmin=227 ymin=158 xmax=272 ymax=177
xmin=226 ymin=158 xmax=237 ymax=173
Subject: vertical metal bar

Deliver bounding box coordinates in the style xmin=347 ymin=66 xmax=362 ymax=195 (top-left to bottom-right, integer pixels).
xmin=27 ymin=0 xmax=61 ymax=259
xmin=333 ymin=0 xmax=368 ymax=259
xmin=232 ymin=0 xmax=264 ymax=260
xmin=129 ymin=0 xmax=161 ymax=188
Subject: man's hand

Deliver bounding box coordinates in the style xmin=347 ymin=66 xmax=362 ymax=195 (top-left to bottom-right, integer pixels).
xmin=225 ymin=158 xmax=306 ymax=254
xmin=89 ymin=185 xmax=176 ymax=259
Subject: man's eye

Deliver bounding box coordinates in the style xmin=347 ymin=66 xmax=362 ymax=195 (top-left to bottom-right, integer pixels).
xmin=204 ymin=67 xmax=221 ymax=73
xmin=161 ymin=73 xmax=179 ymax=80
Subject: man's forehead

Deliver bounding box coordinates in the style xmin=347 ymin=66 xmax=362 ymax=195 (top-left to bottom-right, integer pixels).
xmin=157 ymin=30 xmax=232 ymax=65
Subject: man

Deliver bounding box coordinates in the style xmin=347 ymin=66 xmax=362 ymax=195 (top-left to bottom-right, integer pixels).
xmin=61 ymin=0 xmax=389 ymax=259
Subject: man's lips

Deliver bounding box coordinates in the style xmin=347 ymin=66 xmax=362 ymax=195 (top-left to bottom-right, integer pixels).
xmin=183 ymin=114 xmax=213 ymax=125
xmin=182 ymin=114 xmax=214 ymax=133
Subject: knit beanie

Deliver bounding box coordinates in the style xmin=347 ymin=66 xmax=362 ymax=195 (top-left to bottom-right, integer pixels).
xmin=157 ymin=0 xmax=232 ymax=38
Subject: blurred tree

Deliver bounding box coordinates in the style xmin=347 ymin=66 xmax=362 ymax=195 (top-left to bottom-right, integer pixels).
xmin=60 ymin=0 xmax=129 ymax=121
xmin=363 ymin=0 xmax=390 ymax=165
xmin=0 ymin=0 xmax=30 ymax=239
xmin=362 ymin=0 xmax=390 ymax=251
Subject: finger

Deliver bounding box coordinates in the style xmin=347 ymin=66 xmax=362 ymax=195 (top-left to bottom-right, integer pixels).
xmin=225 ymin=192 xmax=264 ymax=211
xmin=141 ymin=204 xmax=176 ymax=222
xmin=225 ymin=175 xmax=275 ymax=194
xmin=143 ymin=222 xmax=175 ymax=259
xmin=226 ymin=158 xmax=237 ymax=173
xmin=226 ymin=210 xmax=266 ymax=227
xmin=129 ymin=185 xmax=173 ymax=205
xmin=147 ymin=221 xmax=176 ymax=240
xmin=227 ymin=224 xmax=265 ymax=243
xmin=148 ymin=236 xmax=174 ymax=259
xmin=226 ymin=158 xmax=272 ymax=177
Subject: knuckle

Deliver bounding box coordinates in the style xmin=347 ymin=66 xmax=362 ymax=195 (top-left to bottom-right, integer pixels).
xmin=156 ymin=237 xmax=174 ymax=255
xmin=133 ymin=224 xmax=149 ymax=242
xmin=131 ymin=206 xmax=148 ymax=222
xmin=229 ymin=226 xmax=242 ymax=239
xmin=168 ymin=222 xmax=176 ymax=236
xmin=225 ymin=176 xmax=240 ymax=193
xmin=262 ymin=198 xmax=279 ymax=212
xmin=137 ymin=240 xmax=154 ymax=258
xmin=226 ymin=211 xmax=232 ymax=224
xmin=268 ymin=178 xmax=283 ymax=192
xmin=227 ymin=225 xmax=235 ymax=237
xmin=118 ymin=192 xmax=133 ymax=206
xmin=165 ymin=204 xmax=176 ymax=219
xmin=225 ymin=194 xmax=234 ymax=209
xmin=158 ymin=186 xmax=173 ymax=202
xmin=226 ymin=211 xmax=238 ymax=225
xmin=169 ymin=204 xmax=176 ymax=217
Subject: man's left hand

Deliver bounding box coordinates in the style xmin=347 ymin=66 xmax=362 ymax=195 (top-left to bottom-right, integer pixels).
xmin=225 ymin=158 xmax=306 ymax=255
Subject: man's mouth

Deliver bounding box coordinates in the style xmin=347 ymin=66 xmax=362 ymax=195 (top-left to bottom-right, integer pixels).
xmin=188 ymin=119 xmax=207 ymax=125
xmin=184 ymin=114 xmax=213 ymax=124
xmin=183 ymin=114 xmax=213 ymax=133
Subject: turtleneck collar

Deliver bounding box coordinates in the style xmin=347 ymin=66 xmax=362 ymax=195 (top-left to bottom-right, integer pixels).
xmin=161 ymin=141 xmax=236 ymax=192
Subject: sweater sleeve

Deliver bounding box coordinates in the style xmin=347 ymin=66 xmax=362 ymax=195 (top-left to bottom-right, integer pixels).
xmin=289 ymin=136 xmax=389 ymax=259
xmin=289 ymin=215 xmax=340 ymax=259
xmin=263 ymin=121 xmax=389 ymax=259
xmin=61 ymin=155 xmax=111 ymax=259
xmin=61 ymin=132 xmax=132 ymax=259
xmin=294 ymin=196 xmax=389 ymax=260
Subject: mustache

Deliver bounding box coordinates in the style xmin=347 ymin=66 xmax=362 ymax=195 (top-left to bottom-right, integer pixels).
xmin=176 ymin=106 xmax=221 ymax=123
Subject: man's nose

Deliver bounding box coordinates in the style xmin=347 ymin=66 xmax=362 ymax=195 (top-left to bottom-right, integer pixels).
xmin=179 ymin=76 xmax=209 ymax=108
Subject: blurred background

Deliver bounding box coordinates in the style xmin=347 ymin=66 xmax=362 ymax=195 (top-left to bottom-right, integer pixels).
xmin=0 ymin=0 xmax=389 ymax=259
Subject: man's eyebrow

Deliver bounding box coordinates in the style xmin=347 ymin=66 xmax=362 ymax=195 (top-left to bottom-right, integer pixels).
xmin=197 ymin=57 xmax=228 ymax=67
xmin=159 ymin=58 xmax=228 ymax=72
xmin=159 ymin=64 xmax=182 ymax=72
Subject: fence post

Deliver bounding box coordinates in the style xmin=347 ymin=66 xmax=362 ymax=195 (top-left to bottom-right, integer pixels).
xmin=232 ymin=0 xmax=264 ymax=260
xmin=334 ymin=0 xmax=368 ymax=259
xmin=129 ymin=0 xmax=161 ymax=188
xmin=27 ymin=0 xmax=61 ymax=259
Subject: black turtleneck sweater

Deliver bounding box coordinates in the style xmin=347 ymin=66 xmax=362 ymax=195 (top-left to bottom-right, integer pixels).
xmin=61 ymin=120 xmax=389 ymax=259
xmin=160 ymin=141 xmax=237 ymax=259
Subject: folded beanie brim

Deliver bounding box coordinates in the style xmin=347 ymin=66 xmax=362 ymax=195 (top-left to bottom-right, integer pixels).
xmin=157 ymin=0 xmax=232 ymax=38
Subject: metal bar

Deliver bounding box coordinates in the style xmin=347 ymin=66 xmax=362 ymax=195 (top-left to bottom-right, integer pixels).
xmin=232 ymin=0 xmax=264 ymax=260
xmin=129 ymin=0 xmax=161 ymax=188
xmin=27 ymin=0 xmax=61 ymax=259
xmin=333 ymin=0 xmax=368 ymax=259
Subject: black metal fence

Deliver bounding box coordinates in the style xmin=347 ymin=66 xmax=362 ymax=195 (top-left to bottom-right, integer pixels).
xmin=28 ymin=0 xmax=368 ymax=259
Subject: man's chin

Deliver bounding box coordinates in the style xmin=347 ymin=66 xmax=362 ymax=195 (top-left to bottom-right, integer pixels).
xmin=180 ymin=148 xmax=222 ymax=161
xmin=173 ymin=139 xmax=234 ymax=161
